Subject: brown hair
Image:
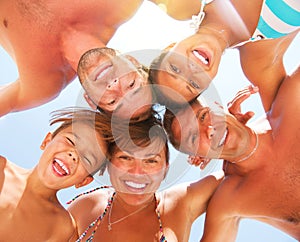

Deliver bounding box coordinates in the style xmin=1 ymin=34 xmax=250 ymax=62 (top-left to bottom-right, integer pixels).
xmin=108 ymin=110 xmax=170 ymax=164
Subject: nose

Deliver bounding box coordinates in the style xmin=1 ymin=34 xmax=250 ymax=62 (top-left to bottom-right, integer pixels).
xmin=68 ymin=151 xmax=78 ymax=163
xmin=107 ymin=78 xmax=120 ymax=90
xmin=207 ymin=125 xmax=215 ymax=140
xmin=128 ymin=160 xmax=145 ymax=174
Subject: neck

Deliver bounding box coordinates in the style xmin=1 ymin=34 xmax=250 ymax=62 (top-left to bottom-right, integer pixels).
xmin=231 ymin=129 xmax=259 ymax=164
xmin=114 ymin=192 xmax=155 ymax=212
xmin=201 ymin=0 xmax=252 ymax=47
xmin=27 ymin=168 xmax=59 ymax=201
xmin=61 ymin=29 xmax=106 ymax=70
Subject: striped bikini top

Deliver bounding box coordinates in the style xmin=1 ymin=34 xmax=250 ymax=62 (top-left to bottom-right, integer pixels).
xmin=253 ymin=0 xmax=300 ymax=39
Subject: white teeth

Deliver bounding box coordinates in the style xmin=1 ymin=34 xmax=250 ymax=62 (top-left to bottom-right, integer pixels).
xmin=54 ymin=159 xmax=70 ymax=175
xmin=218 ymin=129 xmax=228 ymax=147
xmin=96 ymin=66 xmax=112 ymax=80
xmin=193 ymin=50 xmax=208 ymax=65
xmin=125 ymin=181 xmax=146 ymax=189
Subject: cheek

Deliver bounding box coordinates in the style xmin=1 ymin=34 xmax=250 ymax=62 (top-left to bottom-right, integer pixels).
xmin=148 ymin=169 xmax=166 ymax=185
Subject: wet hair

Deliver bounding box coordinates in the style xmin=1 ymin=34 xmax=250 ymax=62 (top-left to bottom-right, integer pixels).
xmin=49 ymin=107 xmax=114 ymax=175
xmin=108 ymin=110 xmax=170 ymax=164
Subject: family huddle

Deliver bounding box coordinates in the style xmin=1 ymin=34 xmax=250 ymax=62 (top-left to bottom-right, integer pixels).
xmin=0 ymin=0 xmax=299 ymax=241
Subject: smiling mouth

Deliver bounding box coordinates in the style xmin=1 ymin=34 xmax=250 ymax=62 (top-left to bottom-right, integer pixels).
xmin=192 ymin=49 xmax=210 ymax=67
xmin=218 ymin=128 xmax=228 ymax=147
xmin=53 ymin=159 xmax=70 ymax=176
xmin=93 ymin=64 xmax=113 ymax=81
xmin=124 ymin=180 xmax=147 ymax=190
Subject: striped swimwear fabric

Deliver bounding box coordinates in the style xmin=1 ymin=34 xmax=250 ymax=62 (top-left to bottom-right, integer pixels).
xmin=253 ymin=0 xmax=300 ymax=39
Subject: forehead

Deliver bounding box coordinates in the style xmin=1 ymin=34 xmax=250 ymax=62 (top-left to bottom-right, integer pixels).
xmin=114 ymin=137 xmax=167 ymax=160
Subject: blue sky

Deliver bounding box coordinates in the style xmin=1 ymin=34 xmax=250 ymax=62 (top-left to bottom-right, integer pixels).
xmin=0 ymin=1 xmax=299 ymax=241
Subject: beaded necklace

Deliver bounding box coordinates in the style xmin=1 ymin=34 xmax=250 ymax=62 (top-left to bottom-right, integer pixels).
xmin=69 ymin=186 xmax=167 ymax=242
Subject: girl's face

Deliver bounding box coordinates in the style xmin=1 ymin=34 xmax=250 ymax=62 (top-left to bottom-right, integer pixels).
xmin=38 ymin=123 xmax=106 ymax=190
xmin=108 ymin=138 xmax=168 ymax=205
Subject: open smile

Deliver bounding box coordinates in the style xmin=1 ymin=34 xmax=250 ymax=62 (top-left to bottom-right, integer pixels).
xmin=124 ymin=180 xmax=148 ymax=192
xmin=218 ymin=128 xmax=228 ymax=147
xmin=52 ymin=158 xmax=70 ymax=176
xmin=92 ymin=64 xmax=113 ymax=81
xmin=192 ymin=48 xmax=211 ymax=68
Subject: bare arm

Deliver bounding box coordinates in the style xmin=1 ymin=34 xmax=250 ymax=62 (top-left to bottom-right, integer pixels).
xmin=200 ymin=179 xmax=241 ymax=242
xmin=238 ymin=31 xmax=299 ymax=111
xmin=178 ymin=170 xmax=225 ymax=221
xmin=150 ymin=0 xmax=201 ymax=20
xmin=0 ymin=76 xmax=64 ymax=117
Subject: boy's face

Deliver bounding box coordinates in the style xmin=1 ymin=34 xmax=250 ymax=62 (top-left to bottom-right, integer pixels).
xmin=38 ymin=123 xmax=107 ymax=189
xmin=78 ymin=48 xmax=152 ymax=119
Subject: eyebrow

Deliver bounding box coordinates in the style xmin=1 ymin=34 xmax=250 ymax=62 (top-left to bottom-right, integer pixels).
xmin=124 ymin=151 xmax=161 ymax=158
xmin=186 ymin=84 xmax=193 ymax=94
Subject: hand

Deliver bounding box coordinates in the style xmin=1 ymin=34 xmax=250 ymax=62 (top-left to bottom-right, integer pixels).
xmin=227 ymin=85 xmax=259 ymax=124
xmin=188 ymin=155 xmax=211 ymax=170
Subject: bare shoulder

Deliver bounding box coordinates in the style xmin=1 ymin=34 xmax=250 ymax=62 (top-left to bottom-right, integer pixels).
xmin=0 ymin=155 xmax=7 ymax=169
xmin=68 ymin=187 xmax=112 ymax=215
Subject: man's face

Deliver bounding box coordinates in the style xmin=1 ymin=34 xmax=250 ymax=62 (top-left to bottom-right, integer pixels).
xmin=170 ymin=100 xmax=251 ymax=160
xmin=78 ymin=48 xmax=152 ymax=119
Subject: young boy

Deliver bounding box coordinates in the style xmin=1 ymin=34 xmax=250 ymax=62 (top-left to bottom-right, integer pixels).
xmin=0 ymin=108 xmax=109 ymax=241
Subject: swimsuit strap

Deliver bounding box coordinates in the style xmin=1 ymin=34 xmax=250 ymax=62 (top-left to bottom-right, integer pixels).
xmin=67 ymin=186 xmax=112 ymax=204
xmin=74 ymin=188 xmax=167 ymax=242
xmin=155 ymin=195 xmax=167 ymax=242
xmin=190 ymin=0 xmax=215 ymax=32
xmin=76 ymin=190 xmax=116 ymax=242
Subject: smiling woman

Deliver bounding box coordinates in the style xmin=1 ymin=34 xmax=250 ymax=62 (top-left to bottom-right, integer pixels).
xmin=67 ymin=111 xmax=224 ymax=242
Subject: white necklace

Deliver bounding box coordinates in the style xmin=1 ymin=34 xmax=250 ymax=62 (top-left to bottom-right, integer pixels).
xmin=231 ymin=130 xmax=259 ymax=163
xmin=107 ymin=196 xmax=153 ymax=231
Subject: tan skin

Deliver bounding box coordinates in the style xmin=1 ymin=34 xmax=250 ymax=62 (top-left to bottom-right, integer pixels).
xmin=68 ymin=140 xmax=224 ymax=242
xmin=155 ymin=0 xmax=289 ymax=103
xmin=0 ymin=123 xmax=107 ymax=241
xmin=169 ymin=32 xmax=300 ymax=240
xmin=0 ymin=0 xmax=202 ymax=117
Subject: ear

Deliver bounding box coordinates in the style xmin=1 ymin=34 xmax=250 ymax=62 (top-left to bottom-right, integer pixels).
xmin=40 ymin=132 xmax=53 ymax=150
xmin=75 ymin=175 xmax=94 ymax=188
xmin=84 ymin=93 xmax=98 ymax=110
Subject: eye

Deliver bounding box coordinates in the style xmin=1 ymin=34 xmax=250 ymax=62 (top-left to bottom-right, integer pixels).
xmin=129 ymin=79 xmax=135 ymax=88
xmin=191 ymin=133 xmax=198 ymax=145
xmin=170 ymin=64 xmax=180 ymax=74
xmin=66 ymin=137 xmax=75 ymax=146
xmin=189 ymin=79 xmax=200 ymax=89
xmin=201 ymin=110 xmax=210 ymax=122
xmin=119 ymin=155 xmax=131 ymax=161
xmin=145 ymin=159 xmax=158 ymax=164
xmin=107 ymin=99 xmax=116 ymax=106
